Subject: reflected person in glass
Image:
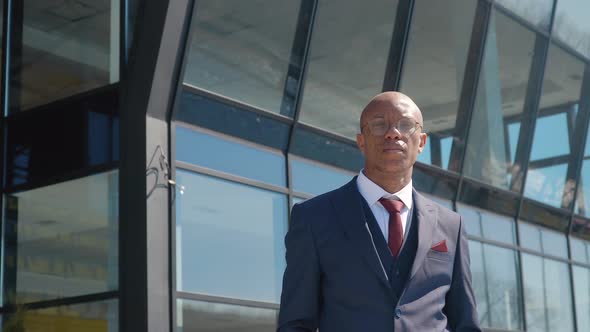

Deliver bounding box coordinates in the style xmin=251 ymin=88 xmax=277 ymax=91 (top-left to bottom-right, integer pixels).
xmin=278 ymin=92 xmax=481 ymax=332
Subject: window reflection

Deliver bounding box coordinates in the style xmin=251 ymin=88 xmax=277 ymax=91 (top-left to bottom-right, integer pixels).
xmin=3 ymin=171 xmax=118 ymax=303
xmin=290 ymin=156 xmax=354 ymax=196
xmin=573 ymin=266 xmax=590 ymax=332
xmin=176 ymin=170 xmax=287 ymax=303
xmin=401 ymin=0 xmax=476 ymax=171
xmin=522 ymin=254 xmax=574 ymax=332
xmin=183 ymin=0 xmax=301 ymax=115
xmin=178 ymin=299 xmax=277 ymax=332
xmin=553 ymin=0 xmax=590 ymax=59
xmin=463 ymin=10 xmax=536 ymax=190
xmin=519 ymin=221 xmax=568 ymax=258
xmin=524 ymin=44 xmax=585 ymax=208
xmin=298 ymin=0 xmax=399 ymax=138
xmin=14 ymin=0 xmax=119 ymax=112
xmin=495 ymin=0 xmax=553 ymax=30
xmin=176 ymin=125 xmax=286 ymax=187
xmin=18 ymin=300 xmax=118 ymax=332
xmin=469 ymin=241 xmax=523 ymax=330
xmin=458 ymin=203 xmax=516 ymax=244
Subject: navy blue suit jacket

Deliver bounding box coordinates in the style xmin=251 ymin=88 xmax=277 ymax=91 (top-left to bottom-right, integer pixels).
xmin=277 ymin=178 xmax=481 ymax=331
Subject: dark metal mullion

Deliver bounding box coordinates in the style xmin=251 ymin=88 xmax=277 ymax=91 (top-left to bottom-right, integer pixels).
xmin=0 ymin=0 xmax=9 ymax=313
xmin=119 ymin=0 xmax=194 ymax=330
xmin=452 ymin=0 xmax=492 ymax=212
xmin=280 ymin=0 xmax=318 ymax=220
xmin=509 ymin=35 xmax=550 ymax=195
xmin=527 ymin=155 xmax=570 ymax=169
xmin=382 ymin=0 xmax=414 ymax=91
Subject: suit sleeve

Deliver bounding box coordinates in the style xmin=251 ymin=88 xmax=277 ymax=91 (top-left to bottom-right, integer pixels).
xmin=444 ymin=216 xmax=482 ymax=332
xmin=277 ymin=203 xmax=321 ymax=332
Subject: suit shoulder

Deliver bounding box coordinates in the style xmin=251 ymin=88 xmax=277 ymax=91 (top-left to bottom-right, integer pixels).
xmin=293 ymin=180 xmax=353 ymax=211
xmin=417 ymin=193 xmax=461 ymax=222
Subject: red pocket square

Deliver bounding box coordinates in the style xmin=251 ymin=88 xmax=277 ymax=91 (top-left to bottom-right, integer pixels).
xmin=431 ymin=240 xmax=448 ymax=253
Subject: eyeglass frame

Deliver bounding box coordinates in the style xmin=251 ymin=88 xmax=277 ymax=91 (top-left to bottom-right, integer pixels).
xmin=361 ymin=117 xmax=423 ymax=137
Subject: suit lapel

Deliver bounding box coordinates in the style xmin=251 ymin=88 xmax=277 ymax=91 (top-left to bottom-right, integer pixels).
xmin=408 ymin=190 xmax=438 ymax=281
xmin=330 ymin=178 xmax=392 ymax=293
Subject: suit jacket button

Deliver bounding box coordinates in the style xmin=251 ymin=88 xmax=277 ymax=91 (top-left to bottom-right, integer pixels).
xmin=395 ymin=308 xmax=401 ymax=319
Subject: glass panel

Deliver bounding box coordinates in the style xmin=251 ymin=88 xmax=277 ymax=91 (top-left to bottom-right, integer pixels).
xmin=519 ymin=221 xmax=542 ymax=252
xmin=469 ymin=241 xmax=523 ymax=330
xmin=468 ymin=241 xmax=489 ymax=326
xmin=400 ymin=0 xmax=476 ymax=170
xmin=523 ymin=254 xmax=575 ymax=332
xmin=14 ymin=0 xmax=119 ymax=112
xmin=540 ymin=227 xmax=568 ymax=258
xmin=290 ymin=156 xmax=353 ymax=196
xmin=573 ymin=266 xmax=590 ymax=332
xmin=495 ymin=0 xmax=553 ymax=30
xmin=298 ymin=0 xmax=399 ymax=138
xmin=522 ymin=254 xmax=547 ymax=332
xmin=462 ymin=10 xmax=536 ymax=190
xmin=183 ymin=0 xmax=301 ymax=114
xmin=570 ymin=236 xmax=589 ymax=263
xmin=176 ymin=126 xmax=286 ymax=187
xmin=457 ymin=203 xmax=516 ymax=244
xmin=524 ymin=44 xmax=585 ymax=208
xmin=3 ymin=171 xmax=118 ymax=303
xmin=176 ymin=170 xmax=287 ymax=303
xmin=16 ymin=300 xmax=118 ymax=332
xmin=553 ymin=0 xmax=590 ymax=59
xmin=177 ymin=299 xmax=276 ymax=332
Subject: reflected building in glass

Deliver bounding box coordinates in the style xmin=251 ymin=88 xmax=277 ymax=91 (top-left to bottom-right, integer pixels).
xmin=1 ymin=0 xmax=590 ymax=331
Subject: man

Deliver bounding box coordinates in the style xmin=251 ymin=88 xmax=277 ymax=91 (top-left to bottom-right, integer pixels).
xmin=277 ymin=92 xmax=481 ymax=331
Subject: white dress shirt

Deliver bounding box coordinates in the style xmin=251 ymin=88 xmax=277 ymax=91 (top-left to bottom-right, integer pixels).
xmin=356 ymin=170 xmax=414 ymax=245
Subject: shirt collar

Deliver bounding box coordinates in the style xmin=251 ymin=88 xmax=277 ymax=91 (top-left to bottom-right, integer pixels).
xmin=357 ymin=169 xmax=413 ymax=210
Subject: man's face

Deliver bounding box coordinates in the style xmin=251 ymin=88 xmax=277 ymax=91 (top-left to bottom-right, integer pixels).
xmin=356 ymin=98 xmax=427 ymax=175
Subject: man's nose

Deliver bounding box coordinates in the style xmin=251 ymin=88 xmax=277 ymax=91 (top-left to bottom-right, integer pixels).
xmin=384 ymin=125 xmax=402 ymax=139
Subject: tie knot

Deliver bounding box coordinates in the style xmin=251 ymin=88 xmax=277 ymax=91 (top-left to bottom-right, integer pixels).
xmin=379 ymin=197 xmax=404 ymax=214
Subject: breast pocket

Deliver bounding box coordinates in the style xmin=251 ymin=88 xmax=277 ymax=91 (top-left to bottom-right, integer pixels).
xmin=424 ymin=251 xmax=454 ymax=284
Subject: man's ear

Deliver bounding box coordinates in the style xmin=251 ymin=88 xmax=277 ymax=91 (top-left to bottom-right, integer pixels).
xmin=418 ymin=133 xmax=427 ymax=153
xmin=356 ymin=133 xmax=366 ymax=155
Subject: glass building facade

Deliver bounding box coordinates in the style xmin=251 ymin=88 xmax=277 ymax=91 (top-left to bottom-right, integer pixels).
xmin=0 ymin=0 xmax=590 ymax=331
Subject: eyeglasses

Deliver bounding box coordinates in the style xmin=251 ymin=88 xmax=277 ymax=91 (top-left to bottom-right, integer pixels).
xmin=362 ymin=118 xmax=422 ymax=137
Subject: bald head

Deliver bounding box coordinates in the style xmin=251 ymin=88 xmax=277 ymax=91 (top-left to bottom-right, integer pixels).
xmin=360 ymin=91 xmax=423 ymax=131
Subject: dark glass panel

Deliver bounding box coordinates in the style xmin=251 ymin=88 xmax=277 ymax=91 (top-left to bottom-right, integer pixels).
xmin=401 ymin=0 xmax=476 ymax=171
xmin=176 ymin=89 xmax=290 ymax=151
xmin=176 ymin=125 xmax=286 ymax=187
xmin=10 ymin=0 xmax=119 ymax=112
xmin=298 ymin=0 xmax=399 ymax=138
xmin=463 ymin=10 xmax=536 ymax=190
xmin=182 ymin=0 xmax=301 ymax=115
xmin=178 ymin=299 xmax=276 ymax=332
xmin=5 ymin=87 xmax=118 ymax=188
xmin=458 ymin=178 xmax=519 ymax=217
xmin=290 ymin=127 xmax=363 ymax=173
xmin=520 ymin=199 xmax=570 ymax=231
xmin=553 ymin=0 xmax=590 ymax=59
xmin=290 ymin=156 xmax=353 ymax=196
xmin=175 ymin=170 xmax=287 ymax=303
xmin=2 ymin=171 xmax=118 ymax=303
xmin=412 ymin=163 xmax=458 ymax=199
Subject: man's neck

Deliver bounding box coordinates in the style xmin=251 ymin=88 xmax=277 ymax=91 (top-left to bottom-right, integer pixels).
xmin=363 ymin=169 xmax=412 ymax=194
